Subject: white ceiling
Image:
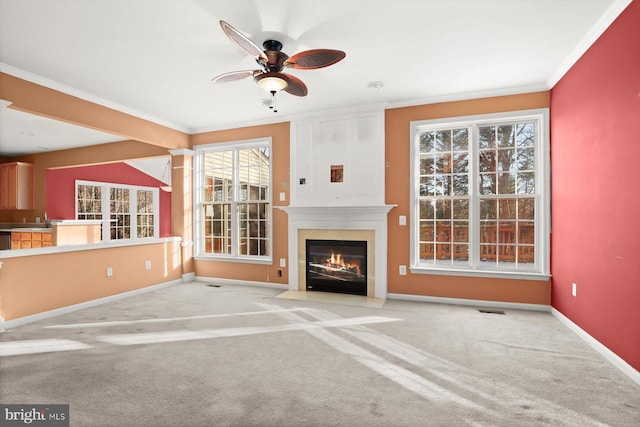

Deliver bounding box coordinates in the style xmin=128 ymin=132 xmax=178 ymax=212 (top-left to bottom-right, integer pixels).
xmin=0 ymin=0 xmax=631 ymax=156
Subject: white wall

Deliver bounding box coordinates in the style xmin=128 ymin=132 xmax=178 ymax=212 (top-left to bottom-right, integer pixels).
xmin=290 ymin=107 xmax=385 ymax=207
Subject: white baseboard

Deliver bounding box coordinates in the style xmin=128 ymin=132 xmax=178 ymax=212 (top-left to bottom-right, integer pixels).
xmin=195 ymin=276 xmax=287 ymax=290
xmin=1 ymin=279 xmax=182 ymax=331
xmin=181 ymin=272 xmax=196 ymax=282
xmin=386 ymin=293 xmax=551 ymax=312
xmin=551 ymin=308 xmax=640 ymax=386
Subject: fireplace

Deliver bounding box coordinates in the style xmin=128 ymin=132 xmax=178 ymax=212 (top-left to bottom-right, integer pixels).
xmin=279 ymin=205 xmax=395 ymax=299
xmin=306 ymin=239 xmax=367 ymax=296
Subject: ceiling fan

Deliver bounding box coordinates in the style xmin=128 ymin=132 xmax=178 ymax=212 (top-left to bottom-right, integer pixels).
xmin=212 ymin=20 xmax=346 ymax=111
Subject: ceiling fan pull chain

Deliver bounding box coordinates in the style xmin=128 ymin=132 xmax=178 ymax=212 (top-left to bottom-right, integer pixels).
xmin=270 ymin=91 xmax=278 ymax=113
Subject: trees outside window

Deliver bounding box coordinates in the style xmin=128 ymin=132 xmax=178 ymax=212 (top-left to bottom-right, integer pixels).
xmin=411 ymin=110 xmax=549 ymax=277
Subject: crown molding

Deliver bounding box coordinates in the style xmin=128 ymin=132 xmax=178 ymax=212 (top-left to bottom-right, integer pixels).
xmin=545 ymin=0 xmax=632 ymax=89
xmin=386 ymin=84 xmax=549 ymax=110
xmin=0 ymin=62 xmax=190 ymax=133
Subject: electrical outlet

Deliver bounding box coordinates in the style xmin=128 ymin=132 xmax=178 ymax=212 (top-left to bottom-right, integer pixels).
xmin=106 ymin=267 xmax=113 ymax=277
xmin=399 ymin=265 xmax=407 ymax=275
xmin=280 ymin=258 xmax=286 ymax=268
xmin=572 ymin=283 xmax=577 ymax=297
xmin=145 ymin=260 xmax=152 ymax=270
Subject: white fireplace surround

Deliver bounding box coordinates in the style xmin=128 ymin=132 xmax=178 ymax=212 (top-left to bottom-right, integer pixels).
xmin=279 ymin=205 xmax=395 ymax=299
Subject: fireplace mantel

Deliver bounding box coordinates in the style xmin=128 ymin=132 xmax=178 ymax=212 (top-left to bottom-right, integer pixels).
xmin=279 ymin=204 xmax=395 ymax=299
xmin=278 ymin=205 xmax=395 ymax=220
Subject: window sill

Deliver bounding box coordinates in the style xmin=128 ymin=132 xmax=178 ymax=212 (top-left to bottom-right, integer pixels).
xmin=194 ymin=255 xmax=273 ymax=265
xmin=409 ymin=266 xmax=551 ymax=281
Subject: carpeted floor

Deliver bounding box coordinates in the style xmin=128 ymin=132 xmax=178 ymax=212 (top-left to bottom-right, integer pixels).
xmin=1 ymin=281 xmax=638 ymax=426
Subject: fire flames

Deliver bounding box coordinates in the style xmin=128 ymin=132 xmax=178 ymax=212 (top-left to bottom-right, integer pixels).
xmin=326 ymin=252 xmax=360 ymax=275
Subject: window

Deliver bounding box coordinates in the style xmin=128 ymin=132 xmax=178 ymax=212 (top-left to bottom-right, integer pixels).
xmin=411 ymin=109 xmax=549 ymax=277
xmin=76 ymin=181 xmax=159 ymax=241
xmin=195 ymin=139 xmax=271 ymax=261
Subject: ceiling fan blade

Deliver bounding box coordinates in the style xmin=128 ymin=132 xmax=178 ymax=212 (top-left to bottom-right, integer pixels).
xmin=284 ymin=49 xmax=346 ymax=70
xmin=282 ymin=74 xmax=308 ymax=97
xmin=219 ymin=20 xmax=268 ymax=62
xmin=212 ymin=70 xmax=260 ymax=83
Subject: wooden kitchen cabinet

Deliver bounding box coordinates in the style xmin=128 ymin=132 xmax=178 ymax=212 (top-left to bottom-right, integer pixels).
xmin=0 ymin=162 xmax=35 ymax=210
xmin=10 ymin=230 xmax=52 ymax=249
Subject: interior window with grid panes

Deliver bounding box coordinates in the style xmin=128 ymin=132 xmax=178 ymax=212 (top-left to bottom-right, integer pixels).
xmin=412 ymin=110 xmax=547 ymax=275
xmin=200 ymin=142 xmax=271 ymax=259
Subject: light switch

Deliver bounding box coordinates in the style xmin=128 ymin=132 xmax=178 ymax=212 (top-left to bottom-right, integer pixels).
xmin=280 ymin=258 xmax=286 ymax=267
xmin=279 ymin=192 xmax=286 ymax=201
xmin=399 ymin=215 xmax=406 ymax=226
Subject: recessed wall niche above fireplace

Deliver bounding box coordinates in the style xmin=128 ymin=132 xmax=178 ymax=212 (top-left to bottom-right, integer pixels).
xmin=306 ymin=239 xmax=367 ymax=296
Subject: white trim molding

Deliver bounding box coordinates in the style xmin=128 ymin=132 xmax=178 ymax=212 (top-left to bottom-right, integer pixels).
xmin=545 ymin=0 xmax=633 ymax=89
xmin=387 ymin=293 xmax=550 ymax=312
xmin=551 ymin=308 xmax=640 ymax=386
xmin=196 ymin=276 xmax=287 ymax=291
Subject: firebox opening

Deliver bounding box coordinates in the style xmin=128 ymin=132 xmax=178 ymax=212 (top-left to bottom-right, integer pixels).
xmin=305 ymin=239 xmax=367 ymax=296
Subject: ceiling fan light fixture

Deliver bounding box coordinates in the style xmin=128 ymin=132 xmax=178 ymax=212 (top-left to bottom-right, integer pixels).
xmin=255 ymin=72 xmax=288 ymax=93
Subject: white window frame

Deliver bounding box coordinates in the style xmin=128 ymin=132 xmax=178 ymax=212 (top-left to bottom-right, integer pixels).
xmin=75 ymin=180 xmax=160 ymax=241
xmin=193 ymin=138 xmax=273 ymax=264
xmin=409 ymin=109 xmax=550 ymax=280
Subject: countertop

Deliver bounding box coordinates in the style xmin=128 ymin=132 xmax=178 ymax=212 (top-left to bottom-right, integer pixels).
xmin=0 ymin=228 xmax=52 ymax=232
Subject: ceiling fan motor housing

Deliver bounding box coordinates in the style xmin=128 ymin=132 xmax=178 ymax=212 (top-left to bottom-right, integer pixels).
xmin=260 ymin=40 xmax=289 ymax=72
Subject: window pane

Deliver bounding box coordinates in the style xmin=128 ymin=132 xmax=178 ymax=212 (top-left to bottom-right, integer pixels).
xmin=480 ymin=221 xmax=497 ymax=244
xmin=452 ymin=152 xmax=468 ymax=174
xmin=419 ymin=200 xmax=435 ymax=219
xmin=435 ymin=199 xmax=451 ymax=219
xmin=420 ymin=221 xmax=435 ymax=241
xmin=478 ymin=126 xmax=496 ymax=149
xmin=517 ymin=147 xmax=535 ymax=171
xmin=498 ymin=221 xmax=516 ymax=245
xmin=497 ymin=173 xmax=516 ymax=194
xmin=452 ymin=175 xmax=468 ymax=196
xmin=515 ymin=123 xmax=535 ymax=147
xmin=420 ymin=132 xmax=435 ymax=153
xmin=497 ymin=125 xmax=515 ymax=148
xmin=517 ymin=172 xmax=535 ymax=194
xmin=436 ymin=222 xmax=451 ymax=243
xmin=453 ymin=244 xmax=469 ymax=261
xmin=518 ymin=221 xmax=535 ymax=244
xmin=452 ymin=129 xmax=468 ymax=151
xmin=518 ymin=245 xmax=535 ymax=264
xmin=480 ymin=174 xmax=496 ymax=195
xmin=453 ymin=222 xmax=469 ymax=243
xmin=499 ymin=199 xmax=517 ymax=219
xmin=419 ymin=243 xmax=433 ymax=262
xmin=497 ymin=149 xmax=516 ymax=173
xmin=480 ymin=199 xmax=497 ymax=220
xmin=420 ymin=156 xmax=434 ymax=175
xmin=452 ymin=199 xmax=469 ymax=219
xmin=435 ymin=130 xmax=451 ymax=151
xmin=518 ymin=198 xmax=535 ymax=220
xmin=479 ymin=151 xmax=495 ymax=172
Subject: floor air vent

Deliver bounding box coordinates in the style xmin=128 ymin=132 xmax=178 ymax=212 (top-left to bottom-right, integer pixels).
xmin=478 ymin=308 xmax=506 ymax=315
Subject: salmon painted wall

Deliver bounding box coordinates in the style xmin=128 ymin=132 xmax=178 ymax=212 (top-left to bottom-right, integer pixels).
xmin=191 ymin=122 xmax=290 ymax=286
xmin=385 ymin=92 xmax=551 ymax=304
xmin=550 ymin=1 xmax=640 ymax=370
xmin=0 ymin=240 xmax=182 ymax=321
xmin=45 ymin=162 xmax=171 ymax=237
